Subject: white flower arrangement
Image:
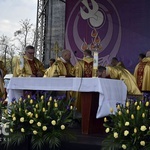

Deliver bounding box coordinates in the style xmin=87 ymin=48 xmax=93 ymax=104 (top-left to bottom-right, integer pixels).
xmin=1 ymin=94 xmax=75 ymax=150
xmin=102 ymin=98 xmax=150 ymax=150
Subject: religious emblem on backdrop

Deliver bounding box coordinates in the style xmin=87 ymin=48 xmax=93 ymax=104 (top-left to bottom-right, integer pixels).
xmin=81 ymin=28 xmax=102 ymax=52
xmin=65 ymin=0 xmax=122 ymax=66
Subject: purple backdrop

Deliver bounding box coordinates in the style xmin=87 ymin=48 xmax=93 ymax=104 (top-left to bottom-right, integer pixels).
xmin=65 ymin=0 xmax=150 ymax=73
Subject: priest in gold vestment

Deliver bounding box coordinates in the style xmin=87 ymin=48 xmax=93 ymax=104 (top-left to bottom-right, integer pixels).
xmin=111 ymin=57 xmax=125 ymax=68
xmin=43 ymin=49 xmax=74 ymax=105
xmin=98 ymin=65 xmax=141 ymax=95
xmin=134 ymin=51 xmax=150 ymax=92
xmin=73 ymin=49 xmax=94 ymax=112
xmin=74 ymin=49 xmax=94 ymax=77
xmin=43 ymin=50 xmax=74 ymax=77
xmin=13 ymin=45 xmax=45 ymax=77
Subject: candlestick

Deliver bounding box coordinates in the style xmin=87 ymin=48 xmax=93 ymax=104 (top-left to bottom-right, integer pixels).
xmin=92 ymin=50 xmax=98 ymax=77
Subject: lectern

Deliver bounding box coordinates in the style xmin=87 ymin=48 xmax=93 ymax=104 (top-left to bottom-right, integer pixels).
xmin=81 ymin=92 xmax=105 ymax=134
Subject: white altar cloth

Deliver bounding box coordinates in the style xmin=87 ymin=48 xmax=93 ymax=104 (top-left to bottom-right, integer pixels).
xmin=7 ymin=77 xmax=127 ymax=118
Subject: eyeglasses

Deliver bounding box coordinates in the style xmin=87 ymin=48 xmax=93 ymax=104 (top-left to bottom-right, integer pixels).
xmin=28 ymin=52 xmax=34 ymax=55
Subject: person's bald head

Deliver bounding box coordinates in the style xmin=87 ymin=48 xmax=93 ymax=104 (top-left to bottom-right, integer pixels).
xmin=62 ymin=49 xmax=71 ymax=62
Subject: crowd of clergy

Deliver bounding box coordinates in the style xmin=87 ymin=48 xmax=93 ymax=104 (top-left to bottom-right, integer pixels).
xmin=0 ymin=45 xmax=150 ymax=111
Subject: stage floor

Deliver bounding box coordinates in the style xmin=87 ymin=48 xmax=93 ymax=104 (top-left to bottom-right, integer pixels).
xmin=61 ymin=126 xmax=107 ymax=150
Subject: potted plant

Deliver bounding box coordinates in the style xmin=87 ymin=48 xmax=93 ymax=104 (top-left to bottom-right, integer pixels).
xmin=102 ymin=97 xmax=150 ymax=150
xmin=2 ymin=93 xmax=75 ymax=150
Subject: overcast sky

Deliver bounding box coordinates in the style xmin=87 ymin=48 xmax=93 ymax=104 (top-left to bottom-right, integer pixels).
xmin=0 ymin=0 xmax=37 ymax=38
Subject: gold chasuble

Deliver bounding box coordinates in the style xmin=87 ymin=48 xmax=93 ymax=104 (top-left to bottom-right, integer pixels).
xmin=73 ymin=57 xmax=94 ymax=112
xmin=134 ymin=57 xmax=150 ymax=92
xmin=43 ymin=58 xmax=74 ymax=107
xmin=13 ymin=55 xmax=45 ymax=77
xmin=43 ymin=57 xmax=74 ymax=77
xmin=116 ymin=62 xmax=126 ymax=68
xmin=74 ymin=57 xmax=94 ymax=77
xmin=107 ymin=66 xmax=141 ymax=95
xmin=27 ymin=59 xmax=38 ymax=76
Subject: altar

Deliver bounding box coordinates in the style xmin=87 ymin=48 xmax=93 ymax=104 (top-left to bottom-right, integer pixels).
xmin=7 ymin=77 xmax=127 ymax=134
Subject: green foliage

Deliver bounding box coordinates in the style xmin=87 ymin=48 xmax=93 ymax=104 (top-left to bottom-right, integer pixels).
xmin=2 ymin=94 xmax=75 ymax=149
xmin=102 ymin=99 xmax=150 ymax=150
